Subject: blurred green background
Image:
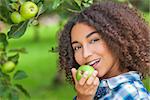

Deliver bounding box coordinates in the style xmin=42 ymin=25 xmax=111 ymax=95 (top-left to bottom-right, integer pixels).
xmin=7 ymin=24 xmax=76 ymax=100
xmin=0 ymin=0 xmax=149 ymax=100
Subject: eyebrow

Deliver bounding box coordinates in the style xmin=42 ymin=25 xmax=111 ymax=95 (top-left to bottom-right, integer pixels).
xmin=71 ymin=31 xmax=98 ymax=45
xmin=86 ymin=31 xmax=98 ymax=38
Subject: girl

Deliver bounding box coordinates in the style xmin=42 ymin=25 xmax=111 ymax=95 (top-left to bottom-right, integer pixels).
xmin=58 ymin=1 xmax=150 ymax=100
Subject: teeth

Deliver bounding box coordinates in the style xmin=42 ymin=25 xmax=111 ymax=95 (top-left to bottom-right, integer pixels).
xmin=88 ymin=59 xmax=100 ymax=66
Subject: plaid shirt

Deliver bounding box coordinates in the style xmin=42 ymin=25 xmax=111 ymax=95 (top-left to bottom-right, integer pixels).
xmin=74 ymin=71 xmax=150 ymax=100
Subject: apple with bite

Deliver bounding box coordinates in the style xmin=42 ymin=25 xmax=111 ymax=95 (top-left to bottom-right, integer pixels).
xmin=76 ymin=65 xmax=94 ymax=81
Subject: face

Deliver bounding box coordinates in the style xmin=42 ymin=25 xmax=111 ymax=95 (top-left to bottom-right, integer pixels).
xmin=71 ymin=23 xmax=122 ymax=78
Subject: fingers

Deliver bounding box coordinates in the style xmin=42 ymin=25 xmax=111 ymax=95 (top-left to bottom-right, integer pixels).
xmin=71 ymin=68 xmax=78 ymax=84
xmin=78 ymin=71 xmax=89 ymax=85
xmin=72 ymin=68 xmax=99 ymax=99
xmin=86 ymin=70 xmax=98 ymax=85
xmin=71 ymin=68 xmax=99 ymax=87
xmin=93 ymin=77 xmax=99 ymax=86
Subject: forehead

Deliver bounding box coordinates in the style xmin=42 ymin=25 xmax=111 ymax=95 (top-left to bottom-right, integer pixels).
xmin=71 ymin=23 xmax=97 ymax=41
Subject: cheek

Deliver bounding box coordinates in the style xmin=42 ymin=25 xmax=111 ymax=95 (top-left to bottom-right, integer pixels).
xmin=92 ymin=44 xmax=106 ymax=53
xmin=95 ymin=42 xmax=109 ymax=53
xmin=74 ymin=53 xmax=83 ymax=65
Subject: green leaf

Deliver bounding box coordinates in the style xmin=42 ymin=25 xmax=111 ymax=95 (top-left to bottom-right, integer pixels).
xmin=0 ymin=51 xmax=7 ymax=65
xmin=9 ymin=3 xmax=20 ymax=11
xmin=17 ymin=0 xmax=26 ymax=5
xmin=83 ymin=0 xmax=88 ymax=2
xmin=9 ymin=48 xmax=27 ymax=54
xmin=0 ymin=81 xmax=7 ymax=96
xmin=52 ymin=0 xmax=64 ymax=9
xmin=0 ymin=33 xmax=7 ymax=42
xmin=81 ymin=0 xmax=93 ymax=7
xmin=0 ymin=73 xmax=11 ymax=84
xmin=74 ymin=0 xmax=82 ymax=7
xmin=9 ymin=88 xmax=19 ymax=100
xmin=7 ymin=21 xmax=29 ymax=39
xmin=63 ymin=0 xmax=82 ymax=12
xmin=0 ymin=70 xmax=5 ymax=77
xmin=15 ymin=84 xmax=30 ymax=97
xmin=13 ymin=70 xmax=28 ymax=80
xmin=0 ymin=33 xmax=8 ymax=48
xmin=8 ymin=53 xmax=19 ymax=64
xmin=66 ymin=8 xmax=80 ymax=13
xmin=10 ymin=0 xmax=18 ymax=2
xmin=31 ymin=19 xmax=39 ymax=26
xmin=32 ymin=0 xmax=42 ymax=4
xmin=0 ymin=5 xmax=12 ymax=23
xmin=87 ymin=0 xmax=93 ymax=4
xmin=1 ymin=0 xmax=12 ymax=11
xmin=0 ymin=75 xmax=10 ymax=96
xmin=0 ymin=71 xmax=3 ymax=77
xmin=81 ymin=2 xmax=91 ymax=7
xmin=36 ymin=2 xmax=47 ymax=18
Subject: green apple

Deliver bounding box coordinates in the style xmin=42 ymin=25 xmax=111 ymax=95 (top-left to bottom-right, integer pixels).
xmin=20 ymin=1 xmax=38 ymax=20
xmin=11 ymin=11 xmax=24 ymax=24
xmin=76 ymin=65 xmax=94 ymax=81
xmin=1 ymin=61 xmax=16 ymax=73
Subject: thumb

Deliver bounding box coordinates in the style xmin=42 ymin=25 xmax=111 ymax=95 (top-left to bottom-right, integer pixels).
xmin=71 ymin=68 xmax=78 ymax=84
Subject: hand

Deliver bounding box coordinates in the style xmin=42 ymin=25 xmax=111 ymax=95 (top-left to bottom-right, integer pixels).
xmin=71 ymin=68 xmax=99 ymax=100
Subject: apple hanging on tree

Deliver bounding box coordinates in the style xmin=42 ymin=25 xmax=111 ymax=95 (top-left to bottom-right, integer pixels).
xmin=20 ymin=1 xmax=38 ymax=20
xmin=11 ymin=11 xmax=24 ymax=24
xmin=76 ymin=65 xmax=95 ymax=81
xmin=1 ymin=61 xmax=16 ymax=73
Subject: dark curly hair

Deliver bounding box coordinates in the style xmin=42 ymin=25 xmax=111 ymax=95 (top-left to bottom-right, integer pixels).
xmin=58 ymin=1 xmax=150 ymax=84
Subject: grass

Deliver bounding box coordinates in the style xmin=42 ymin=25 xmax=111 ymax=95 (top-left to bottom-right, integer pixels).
xmin=4 ymin=12 xmax=150 ymax=99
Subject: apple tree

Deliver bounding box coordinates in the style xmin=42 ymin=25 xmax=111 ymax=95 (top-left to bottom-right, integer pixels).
xmin=0 ymin=0 xmax=47 ymax=99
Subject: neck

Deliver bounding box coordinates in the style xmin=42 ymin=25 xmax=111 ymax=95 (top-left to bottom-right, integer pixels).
xmin=102 ymin=62 xmax=129 ymax=79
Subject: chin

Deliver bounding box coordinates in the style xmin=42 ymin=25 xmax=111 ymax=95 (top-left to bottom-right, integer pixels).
xmin=97 ymin=73 xmax=105 ymax=79
xmin=98 ymin=71 xmax=111 ymax=79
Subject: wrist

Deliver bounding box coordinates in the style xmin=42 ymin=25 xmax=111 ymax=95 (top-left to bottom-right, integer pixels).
xmin=76 ymin=95 xmax=93 ymax=100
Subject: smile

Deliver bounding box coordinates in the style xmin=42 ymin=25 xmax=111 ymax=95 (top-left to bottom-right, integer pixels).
xmin=88 ymin=59 xmax=100 ymax=68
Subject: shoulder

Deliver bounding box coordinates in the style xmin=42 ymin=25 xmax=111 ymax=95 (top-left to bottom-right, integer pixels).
xmin=104 ymin=71 xmax=150 ymax=99
xmin=112 ymin=80 xmax=150 ymax=99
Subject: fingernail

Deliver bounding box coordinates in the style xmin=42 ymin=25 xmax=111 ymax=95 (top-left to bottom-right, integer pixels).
xmin=93 ymin=71 xmax=98 ymax=76
xmin=83 ymin=71 xmax=89 ymax=77
xmin=72 ymin=68 xmax=76 ymax=71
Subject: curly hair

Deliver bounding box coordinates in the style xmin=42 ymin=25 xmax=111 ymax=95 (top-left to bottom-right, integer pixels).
xmin=58 ymin=1 xmax=150 ymax=84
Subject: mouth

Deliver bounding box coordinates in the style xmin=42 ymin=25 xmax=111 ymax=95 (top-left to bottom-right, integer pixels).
xmin=87 ymin=58 xmax=100 ymax=68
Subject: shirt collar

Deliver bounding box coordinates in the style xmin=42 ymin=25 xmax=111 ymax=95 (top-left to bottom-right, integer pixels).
xmin=99 ymin=71 xmax=141 ymax=89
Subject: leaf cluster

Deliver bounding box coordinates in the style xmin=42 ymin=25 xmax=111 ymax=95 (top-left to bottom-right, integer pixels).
xmin=0 ymin=33 xmax=29 ymax=99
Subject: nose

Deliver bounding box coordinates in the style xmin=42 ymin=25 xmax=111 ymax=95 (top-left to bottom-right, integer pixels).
xmin=83 ymin=45 xmax=92 ymax=58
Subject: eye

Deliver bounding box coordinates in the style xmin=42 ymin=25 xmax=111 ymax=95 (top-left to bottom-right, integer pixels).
xmin=73 ymin=46 xmax=82 ymax=51
xmin=90 ymin=38 xmax=100 ymax=44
